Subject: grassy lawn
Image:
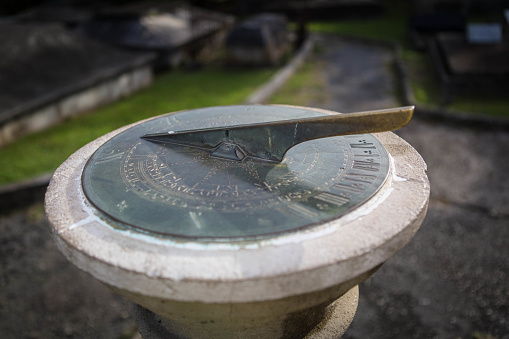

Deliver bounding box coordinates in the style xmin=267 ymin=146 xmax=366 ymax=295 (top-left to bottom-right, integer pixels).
xmin=308 ymin=3 xmax=410 ymax=45
xmin=0 ymin=67 xmax=274 ymax=185
xmin=269 ymin=51 xmax=329 ymax=107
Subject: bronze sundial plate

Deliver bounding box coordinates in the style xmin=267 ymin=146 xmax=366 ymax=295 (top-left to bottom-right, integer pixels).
xmin=82 ymin=105 xmax=390 ymax=241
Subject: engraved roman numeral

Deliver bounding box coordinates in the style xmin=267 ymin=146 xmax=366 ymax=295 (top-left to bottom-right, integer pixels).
xmin=344 ymin=172 xmax=377 ymax=183
xmin=314 ymin=192 xmax=350 ymax=206
xmin=352 ymin=160 xmax=380 ymax=172
xmin=350 ymin=142 xmax=376 ymax=149
xmin=332 ymin=182 xmax=364 ymax=193
xmin=284 ymin=204 xmax=319 ymax=218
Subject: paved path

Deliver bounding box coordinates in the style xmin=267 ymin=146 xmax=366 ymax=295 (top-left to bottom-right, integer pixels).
xmin=315 ymin=35 xmax=398 ymax=113
xmin=313 ymin=34 xmax=509 ymax=338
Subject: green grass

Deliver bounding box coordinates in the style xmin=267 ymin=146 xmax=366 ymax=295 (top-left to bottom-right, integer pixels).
xmin=403 ymin=50 xmax=443 ymax=105
xmin=0 ymin=67 xmax=274 ymax=185
xmin=269 ymin=53 xmax=329 ymax=107
xmin=308 ymin=17 xmax=405 ymax=45
xmin=449 ymin=95 xmax=509 ymax=117
xmin=308 ymin=2 xmax=411 ymax=46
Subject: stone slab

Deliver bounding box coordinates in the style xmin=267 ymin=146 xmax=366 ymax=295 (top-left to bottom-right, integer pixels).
xmin=0 ymin=23 xmax=154 ymax=126
xmin=437 ymin=33 xmax=509 ymax=75
xmin=0 ymin=66 xmax=152 ymax=147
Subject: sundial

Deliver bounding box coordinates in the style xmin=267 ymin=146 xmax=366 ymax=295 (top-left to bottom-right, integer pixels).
xmin=45 ymin=104 xmax=429 ymax=338
xmin=81 ymin=105 xmax=412 ymax=241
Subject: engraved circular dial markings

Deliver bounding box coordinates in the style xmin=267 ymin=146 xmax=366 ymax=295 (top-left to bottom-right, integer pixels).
xmin=82 ymin=106 xmax=390 ymax=241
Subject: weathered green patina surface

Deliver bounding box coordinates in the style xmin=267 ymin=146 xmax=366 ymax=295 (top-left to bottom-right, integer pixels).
xmin=82 ymin=105 xmax=412 ymax=240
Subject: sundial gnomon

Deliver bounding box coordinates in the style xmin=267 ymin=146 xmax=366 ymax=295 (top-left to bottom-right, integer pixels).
xmin=82 ymin=105 xmax=412 ymax=241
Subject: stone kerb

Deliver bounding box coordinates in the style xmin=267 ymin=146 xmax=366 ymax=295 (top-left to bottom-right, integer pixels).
xmin=0 ymin=173 xmax=52 ymax=214
xmin=245 ymin=36 xmax=314 ymax=104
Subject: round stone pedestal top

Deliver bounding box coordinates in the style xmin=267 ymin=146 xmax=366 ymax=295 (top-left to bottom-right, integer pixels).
xmin=45 ymin=105 xmax=429 ymax=304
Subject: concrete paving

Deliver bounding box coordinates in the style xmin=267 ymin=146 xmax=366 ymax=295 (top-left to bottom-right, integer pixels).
xmin=0 ymin=34 xmax=508 ymax=338
xmin=314 ymin=35 xmax=398 ymax=113
xmin=0 ymin=204 xmax=137 ymax=338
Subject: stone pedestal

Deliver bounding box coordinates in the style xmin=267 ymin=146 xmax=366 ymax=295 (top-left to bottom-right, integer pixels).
xmin=45 ymin=107 xmax=429 ymax=338
xmin=132 ymin=286 xmax=359 ymax=339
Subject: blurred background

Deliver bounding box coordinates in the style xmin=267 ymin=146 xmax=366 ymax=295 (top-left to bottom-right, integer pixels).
xmin=0 ymin=0 xmax=508 ymax=338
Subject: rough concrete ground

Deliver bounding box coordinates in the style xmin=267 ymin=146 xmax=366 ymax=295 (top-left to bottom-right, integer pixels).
xmin=346 ymin=122 xmax=509 ymax=338
xmin=1 ymin=34 xmax=508 ymax=338
xmin=0 ymin=204 xmax=136 ymax=338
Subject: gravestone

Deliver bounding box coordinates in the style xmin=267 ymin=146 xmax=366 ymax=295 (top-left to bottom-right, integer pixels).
xmin=225 ymin=13 xmax=290 ymax=66
xmin=78 ymin=5 xmax=233 ymax=68
xmin=467 ymin=23 xmax=503 ymax=44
